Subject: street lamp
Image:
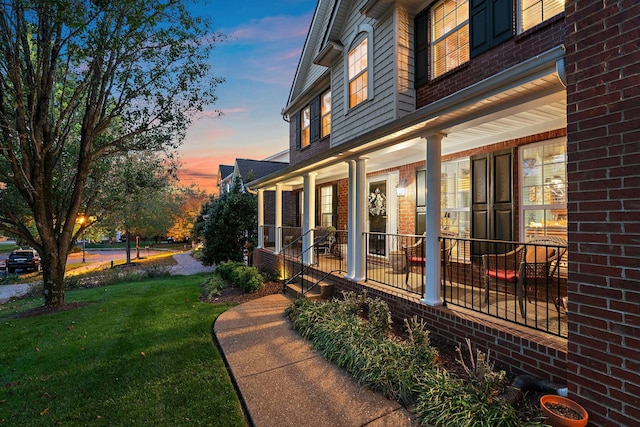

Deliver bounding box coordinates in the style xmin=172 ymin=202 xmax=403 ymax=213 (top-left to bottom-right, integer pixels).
xmin=78 ymin=215 xmax=86 ymax=263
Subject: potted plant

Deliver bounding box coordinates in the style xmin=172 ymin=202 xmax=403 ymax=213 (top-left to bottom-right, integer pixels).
xmin=540 ymin=395 xmax=588 ymax=427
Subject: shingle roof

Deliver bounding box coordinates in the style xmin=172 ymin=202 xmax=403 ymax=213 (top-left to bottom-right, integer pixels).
xmin=219 ymin=165 xmax=234 ymax=181
xmin=234 ymin=159 xmax=289 ymax=181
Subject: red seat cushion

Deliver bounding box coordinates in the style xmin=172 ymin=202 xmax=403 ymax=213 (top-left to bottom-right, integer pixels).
xmin=486 ymin=269 xmax=518 ymax=282
xmin=408 ymin=257 xmax=425 ymax=264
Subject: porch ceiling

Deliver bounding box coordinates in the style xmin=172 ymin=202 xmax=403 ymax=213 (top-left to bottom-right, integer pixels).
xmin=251 ymin=48 xmax=567 ymax=190
xmin=300 ymin=79 xmax=565 ymax=186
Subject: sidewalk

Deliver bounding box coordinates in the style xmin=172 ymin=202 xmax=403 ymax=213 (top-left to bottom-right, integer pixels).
xmin=170 ymin=251 xmax=215 ymax=275
xmin=214 ymin=294 xmax=414 ymax=427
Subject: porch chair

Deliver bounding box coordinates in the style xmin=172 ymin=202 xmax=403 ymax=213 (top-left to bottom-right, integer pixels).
xmin=404 ymin=231 xmax=457 ymax=285
xmin=516 ymin=236 xmax=567 ymax=317
xmin=314 ymin=227 xmax=336 ymax=256
xmin=482 ymin=236 xmax=567 ymax=317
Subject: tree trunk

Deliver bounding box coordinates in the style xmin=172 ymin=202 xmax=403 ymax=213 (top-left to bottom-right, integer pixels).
xmin=41 ymin=247 xmax=67 ymax=307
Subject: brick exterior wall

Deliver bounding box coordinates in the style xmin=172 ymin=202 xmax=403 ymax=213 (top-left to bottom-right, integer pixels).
xmin=565 ymin=1 xmax=640 ymax=426
xmin=416 ymin=13 xmax=565 ymax=108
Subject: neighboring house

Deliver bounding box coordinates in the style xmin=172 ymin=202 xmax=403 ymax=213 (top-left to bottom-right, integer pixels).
xmin=245 ymin=1 xmax=639 ymax=425
xmin=216 ymin=164 xmax=234 ymax=195
xmin=218 ymin=158 xmax=289 ymax=196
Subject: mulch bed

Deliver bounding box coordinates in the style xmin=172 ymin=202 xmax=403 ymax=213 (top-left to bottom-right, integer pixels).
xmin=200 ymin=280 xmax=283 ymax=304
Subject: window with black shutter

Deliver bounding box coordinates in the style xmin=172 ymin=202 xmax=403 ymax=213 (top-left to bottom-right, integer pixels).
xmin=470 ymin=0 xmax=513 ymax=58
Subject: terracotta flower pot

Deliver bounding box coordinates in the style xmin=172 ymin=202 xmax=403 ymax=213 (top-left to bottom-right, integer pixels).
xmin=540 ymin=395 xmax=588 ymax=427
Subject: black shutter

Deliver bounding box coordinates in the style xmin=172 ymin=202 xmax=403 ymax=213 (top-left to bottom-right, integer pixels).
xmin=414 ymin=10 xmax=429 ymax=86
xmin=310 ymin=97 xmax=320 ymax=143
xmin=471 ymin=149 xmax=514 ymax=256
xmin=332 ymin=184 xmax=338 ymax=228
xmin=470 ymin=0 xmax=513 ymax=59
xmin=294 ymin=111 xmax=301 ymax=150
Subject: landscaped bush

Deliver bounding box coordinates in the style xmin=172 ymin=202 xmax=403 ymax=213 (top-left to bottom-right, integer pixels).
xmin=286 ymin=292 xmax=548 ymax=427
xmin=215 ymin=261 xmax=245 ymax=282
xmin=201 ymin=275 xmax=228 ymax=299
xmin=286 ymin=292 xmax=438 ymax=406
xmin=214 ymin=261 xmax=264 ymax=293
xmin=232 ymin=265 xmax=264 ymax=292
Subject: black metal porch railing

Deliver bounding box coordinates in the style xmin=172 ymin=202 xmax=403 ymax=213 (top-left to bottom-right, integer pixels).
xmin=442 ymin=235 xmax=568 ymax=337
xmin=280 ymin=228 xmax=347 ymax=296
xmin=361 ymin=232 xmax=568 ymax=337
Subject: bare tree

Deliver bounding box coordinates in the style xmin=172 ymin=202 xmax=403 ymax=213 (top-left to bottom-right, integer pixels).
xmin=0 ymin=0 xmax=223 ymax=306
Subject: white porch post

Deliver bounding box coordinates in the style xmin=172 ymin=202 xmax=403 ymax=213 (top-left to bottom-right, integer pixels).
xmin=346 ymin=160 xmax=357 ymax=279
xmin=257 ymin=189 xmax=264 ymax=249
xmin=353 ymin=157 xmax=368 ymax=281
xmin=274 ymin=184 xmax=283 ymax=254
xmin=302 ymin=173 xmax=317 ymax=265
xmin=422 ymin=133 xmax=445 ymax=306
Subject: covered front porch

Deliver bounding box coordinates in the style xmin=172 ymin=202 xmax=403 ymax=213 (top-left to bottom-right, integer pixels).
xmin=261 ymin=227 xmax=568 ymax=338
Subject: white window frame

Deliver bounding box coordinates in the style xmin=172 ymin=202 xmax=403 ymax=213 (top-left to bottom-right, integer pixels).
xmin=343 ymin=24 xmax=374 ymax=112
xmin=321 ymin=90 xmax=331 ymax=137
xmin=430 ymin=0 xmax=469 ymax=79
xmin=320 ymin=185 xmax=333 ymax=228
xmin=519 ymin=138 xmax=567 ymax=240
xmin=518 ymin=0 xmax=565 ymax=33
xmin=300 ymin=105 xmax=310 ymax=148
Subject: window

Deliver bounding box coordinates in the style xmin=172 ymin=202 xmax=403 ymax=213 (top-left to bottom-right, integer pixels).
xmin=348 ymin=37 xmax=368 ymax=108
xmin=441 ymin=159 xmax=471 ymax=237
xmin=300 ymin=105 xmax=310 ymax=148
xmin=320 ymin=185 xmax=333 ymax=228
xmin=520 ymin=140 xmax=567 ymax=241
xmin=321 ymin=90 xmax=331 ymax=137
xmin=520 ymin=0 xmax=564 ymax=33
xmin=431 ymin=0 xmax=469 ymax=78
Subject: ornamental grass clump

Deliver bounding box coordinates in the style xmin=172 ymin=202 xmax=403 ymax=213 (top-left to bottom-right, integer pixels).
xmin=414 ymin=339 xmax=547 ymax=427
xmin=285 ymin=292 xmax=438 ymax=406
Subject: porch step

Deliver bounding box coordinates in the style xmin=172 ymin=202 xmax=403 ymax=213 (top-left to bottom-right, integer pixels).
xmin=285 ymin=279 xmax=334 ymax=301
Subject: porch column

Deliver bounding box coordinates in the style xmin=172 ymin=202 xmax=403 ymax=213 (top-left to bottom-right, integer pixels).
xmin=422 ymin=133 xmax=446 ymax=306
xmin=257 ymin=189 xmax=264 ymax=249
xmin=274 ymin=183 xmax=283 ymax=254
xmin=302 ymin=172 xmax=317 ymax=265
xmin=353 ymin=157 xmax=368 ymax=281
xmin=345 ymin=160 xmax=357 ymax=279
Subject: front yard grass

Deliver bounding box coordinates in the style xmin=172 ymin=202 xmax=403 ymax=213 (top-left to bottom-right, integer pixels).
xmin=0 ymin=274 xmax=246 ymax=426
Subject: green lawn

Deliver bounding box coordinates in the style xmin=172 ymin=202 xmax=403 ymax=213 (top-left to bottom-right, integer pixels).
xmin=0 ymin=275 xmax=246 ymax=426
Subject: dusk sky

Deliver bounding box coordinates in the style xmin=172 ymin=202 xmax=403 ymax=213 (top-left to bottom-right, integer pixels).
xmin=177 ymin=1 xmax=315 ymax=194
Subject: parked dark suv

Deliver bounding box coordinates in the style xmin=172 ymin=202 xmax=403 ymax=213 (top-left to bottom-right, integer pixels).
xmin=6 ymin=249 xmax=41 ymax=273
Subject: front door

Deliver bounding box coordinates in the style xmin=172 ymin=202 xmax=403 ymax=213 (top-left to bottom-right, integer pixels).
xmin=368 ymin=180 xmax=387 ymax=256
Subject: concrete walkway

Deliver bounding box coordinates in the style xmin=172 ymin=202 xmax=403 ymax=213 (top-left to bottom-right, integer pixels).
xmin=0 ymin=283 xmax=32 ymax=303
xmin=170 ymin=251 xmax=215 ymax=275
xmin=214 ymin=294 xmax=414 ymax=427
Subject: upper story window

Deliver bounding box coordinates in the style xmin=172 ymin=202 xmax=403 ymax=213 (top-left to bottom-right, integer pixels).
xmin=300 ymin=105 xmax=311 ymax=148
xmin=415 ymin=0 xmax=514 ymax=84
xmin=348 ymin=37 xmax=368 ymax=108
xmin=519 ymin=0 xmax=564 ymax=33
xmin=431 ymin=0 xmax=469 ymax=79
xmin=321 ymin=90 xmax=331 ymax=137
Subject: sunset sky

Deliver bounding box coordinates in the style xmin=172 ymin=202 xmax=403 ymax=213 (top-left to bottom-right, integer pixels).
xmin=177 ymin=1 xmax=315 ymax=194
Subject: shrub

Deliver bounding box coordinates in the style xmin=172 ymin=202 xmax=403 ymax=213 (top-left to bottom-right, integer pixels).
xmin=232 ymin=265 xmax=263 ymax=293
xmin=414 ymin=340 xmax=546 ymax=427
xmin=287 ymin=293 xmax=438 ymax=406
xmin=201 ymin=276 xmax=227 ymax=299
xmin=215 ymin=261 xmax=245 ymax=282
